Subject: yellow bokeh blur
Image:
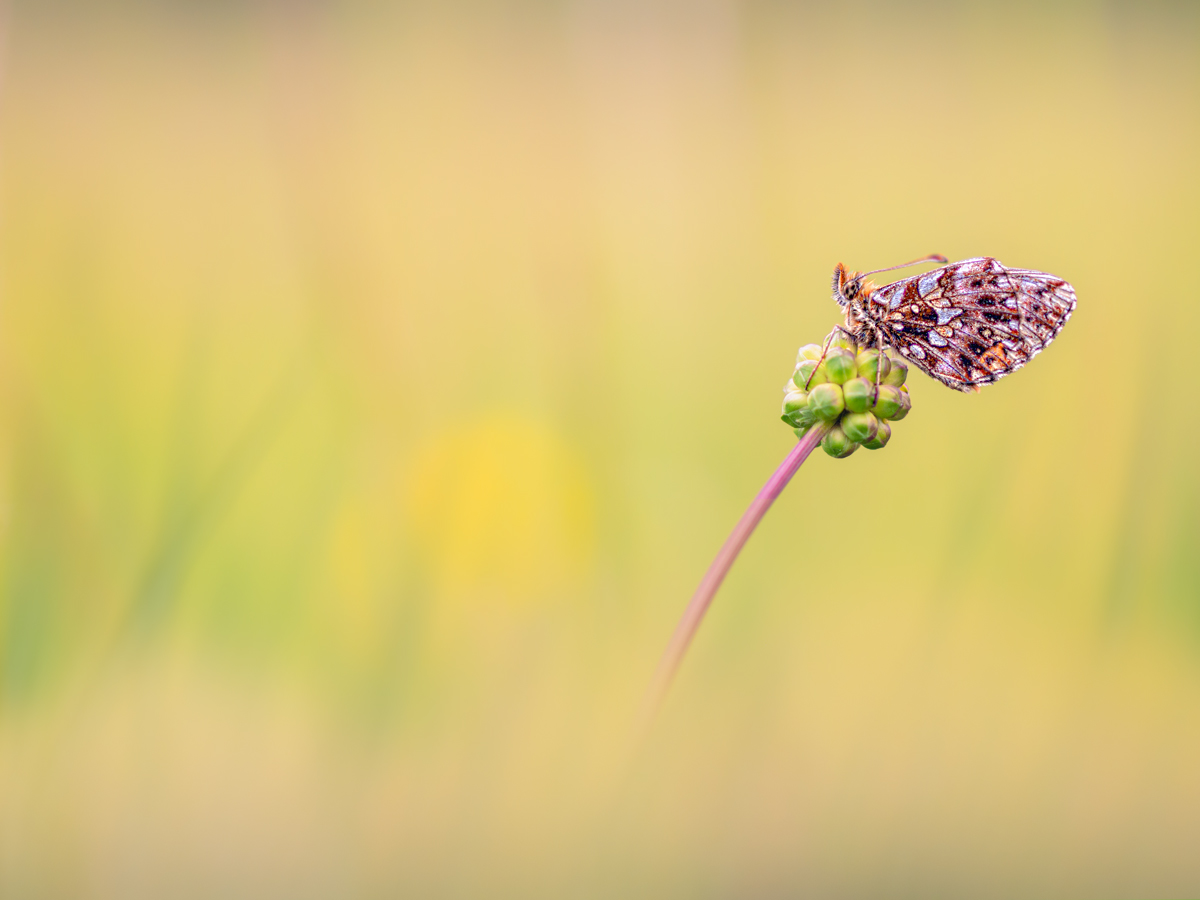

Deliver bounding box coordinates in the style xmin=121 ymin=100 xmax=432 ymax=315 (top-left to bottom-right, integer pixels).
xmin=406 ymin=415 xmax=594 ymax=603
xmin=1 ymin=2 xmax=1199 ymax=896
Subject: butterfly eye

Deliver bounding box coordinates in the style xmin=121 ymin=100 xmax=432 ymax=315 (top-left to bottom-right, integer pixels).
xmin=844 ymin=282 xmax=859 ymax=300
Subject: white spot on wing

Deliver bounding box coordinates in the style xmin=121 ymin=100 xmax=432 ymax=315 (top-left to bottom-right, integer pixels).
xmin=878 ymin=286 xmax=902 ymax=310
xmin=936 ymin=307 xmax=963 ymax=326
xmin=909 ymin=345 xmax=925 ymax=360
xmin=927 ymin=331 xmax=948 ymax=347
xmin=918 ymin=271 xmax=939 ymax=297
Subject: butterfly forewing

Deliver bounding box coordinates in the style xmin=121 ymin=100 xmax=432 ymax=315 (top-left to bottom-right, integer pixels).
xmin=866 ymin=257 xmax=1075 ymax=392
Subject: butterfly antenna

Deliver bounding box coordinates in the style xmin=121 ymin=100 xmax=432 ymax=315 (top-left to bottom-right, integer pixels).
xmin=859 ymin=254 xmax=949 ymax=279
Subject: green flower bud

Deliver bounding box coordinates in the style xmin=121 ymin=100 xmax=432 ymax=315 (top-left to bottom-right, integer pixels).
xmin=793 ymin=359 xmax=828 ymax=390
xmin=781 ymin=390 xmax=817 ymax=428
xmin=841 ymin=377 xmax=875 ymax=414
xmin=870 ymin=384 xmax=903 ymax=420
xmin=830 ymin=332 xmax=858 ymax=352
xmin=840 ymin=411 xmax=879 ymax=444
xmin=862 ymin=419 xmax=892 ymax=449
xmin=855 ymin=349 xmax=891 ymax=384
xmin=821 ymin=423 xmax=858 ymax=458
xmin=883 ymin=356 xmax=908 ymax=387
xmin=782 ymin=389 xmax=807 ymax=415
xmin=823 ymin=349 xmax=857 ymax=385
xmin=808 ymin=382 xmax=845 ymax=422
xmin=886 ymin=390 xmax=911 ymax=421
xmin=796 ymin=343 xmax=825 ymax=363
xmin=781 ymin=334 xmax=913 ymax=452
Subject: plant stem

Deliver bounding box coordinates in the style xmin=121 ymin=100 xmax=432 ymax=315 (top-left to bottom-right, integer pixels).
xmin=640 ymin=423 xmax=830 ymax=729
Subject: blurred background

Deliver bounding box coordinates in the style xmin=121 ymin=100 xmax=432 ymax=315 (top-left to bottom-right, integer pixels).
xmin=1 ymin=0 xmax=1198 ymax=896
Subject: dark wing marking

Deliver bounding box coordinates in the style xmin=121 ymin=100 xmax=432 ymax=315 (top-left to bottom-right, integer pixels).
xmin=871 ymin=258 xmax=1076 ymax=391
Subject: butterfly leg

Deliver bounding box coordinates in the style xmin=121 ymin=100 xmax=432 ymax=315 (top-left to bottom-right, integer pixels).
xmin=874 ymin=330 xmax=885 ymax=403
xmin=804 ymin=324 xmax=857 ymax=389
xmin=804 ymin=329 xmax=835 ymax=389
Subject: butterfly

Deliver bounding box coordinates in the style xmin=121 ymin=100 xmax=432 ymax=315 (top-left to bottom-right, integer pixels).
xmin=829 ymin=254 xmax=1076 ymax=392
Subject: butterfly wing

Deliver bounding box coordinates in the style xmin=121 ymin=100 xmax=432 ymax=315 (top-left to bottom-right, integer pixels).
xmin=869 ymin=257 xmax=1076 ymax=392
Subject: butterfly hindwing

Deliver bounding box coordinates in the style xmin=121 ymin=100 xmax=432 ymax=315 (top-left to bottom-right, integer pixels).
xmin=866 ymin=258 xmax=1075 ymax=391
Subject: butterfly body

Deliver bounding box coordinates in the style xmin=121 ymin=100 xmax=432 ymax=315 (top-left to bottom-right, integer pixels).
xmin=833 ymin=257 xmax=1076 ymax=392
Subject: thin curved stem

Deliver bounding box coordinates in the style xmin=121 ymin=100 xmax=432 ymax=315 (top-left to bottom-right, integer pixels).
xmin=640 ymin=423 xmax=830 ymax=730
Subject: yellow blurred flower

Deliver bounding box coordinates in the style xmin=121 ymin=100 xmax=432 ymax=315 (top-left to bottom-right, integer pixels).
xmin=405 ymin=415 xmax=595 ymax=605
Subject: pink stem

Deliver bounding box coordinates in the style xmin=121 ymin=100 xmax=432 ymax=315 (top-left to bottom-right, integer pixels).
xmin=641 ymin=423 xmax=830 ymax=728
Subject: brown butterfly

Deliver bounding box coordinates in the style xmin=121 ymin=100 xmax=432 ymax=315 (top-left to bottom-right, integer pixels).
xmin=828 ymin=254 xmax=1076 ymax=392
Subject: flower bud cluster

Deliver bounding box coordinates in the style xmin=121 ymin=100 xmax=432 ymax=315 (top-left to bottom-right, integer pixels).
xmin=781 ymin=333 xmax=913 ymax=458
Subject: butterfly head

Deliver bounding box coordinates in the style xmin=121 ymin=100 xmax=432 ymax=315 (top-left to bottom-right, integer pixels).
xmin=831 ymin=264 xmax=872 ymax=308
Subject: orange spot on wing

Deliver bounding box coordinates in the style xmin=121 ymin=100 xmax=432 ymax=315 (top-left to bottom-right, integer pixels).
xmin=981 ymin=343 xmax=1009 ymax=372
